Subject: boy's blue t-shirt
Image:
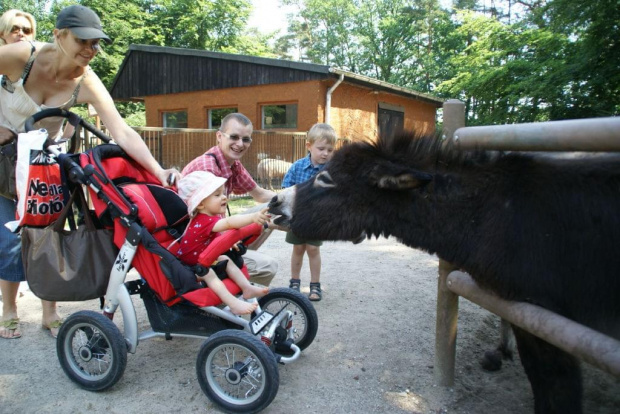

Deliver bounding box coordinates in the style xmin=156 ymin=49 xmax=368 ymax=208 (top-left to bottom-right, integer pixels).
xmin=282 ymin=154 xmax=326 ymax=188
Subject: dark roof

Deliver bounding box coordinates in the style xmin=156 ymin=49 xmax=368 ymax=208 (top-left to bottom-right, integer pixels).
xmin=110 ymin=45 xmax=443 ymax=107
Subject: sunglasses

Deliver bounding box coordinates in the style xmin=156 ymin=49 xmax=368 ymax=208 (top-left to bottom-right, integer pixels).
xmin=220 ymin=131 xmax=252 ymax=144
xmin=10 ymin=25 xmax=32 ymax=35
xmin=73 ymin=35 xmax=101 ymax=51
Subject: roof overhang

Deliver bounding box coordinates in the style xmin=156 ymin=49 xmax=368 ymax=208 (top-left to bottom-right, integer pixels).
xmin=110 ymin=45 xmax=444 ymax=107
xmin=329 ymin=68 xmax=444 ymax=107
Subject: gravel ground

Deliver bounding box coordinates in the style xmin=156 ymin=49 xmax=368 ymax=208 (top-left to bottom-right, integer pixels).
xmin=1 ymin=230 xmax=619 ymax=413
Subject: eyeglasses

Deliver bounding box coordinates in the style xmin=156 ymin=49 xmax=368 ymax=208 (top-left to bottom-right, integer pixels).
xmin=73 ymin=35 xmax=101 ymax=52
xmin=220 ymin=131 xmax=252 ymax=144
xmin=10 ymin=25 xmax=32 ymax=35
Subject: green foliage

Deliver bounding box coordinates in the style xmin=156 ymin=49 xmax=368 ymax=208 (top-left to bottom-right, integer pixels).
xmin=282 ymin=0 xmax=359 ymax=66
xmin=2 ymin=0 xmax=618 ymax=126
xmin=277 ymin=0 xmax=618 ymax=124
xmin=355 ymin=0 xmax=419 ymax=81
xmin=122 ymin=107 xmax=146 ymax=127
xmin=436 ymin=11 xmax=572 ymax=124
xmin=542 ymin=0 xmax=620 ymax=118
xmin=150 ymin=0 xmax=251 ymax=50
xmin=222 ymin=27 xmax=280 ymax=57
xmin=435 ymin=1 xmax=619 ymax=123
xmin=228 ymin=196 xmax=258 ymax=215
xmin=389 ymin=0 xmax=454 ymax=93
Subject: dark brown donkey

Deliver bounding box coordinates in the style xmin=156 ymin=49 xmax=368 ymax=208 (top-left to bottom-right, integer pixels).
xmin=269 ymin=131 xmax=620 ymax=414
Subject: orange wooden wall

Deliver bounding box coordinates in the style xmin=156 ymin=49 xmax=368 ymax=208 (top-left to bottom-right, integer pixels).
xmin=144 ymin=79 xmax=438 ymax=141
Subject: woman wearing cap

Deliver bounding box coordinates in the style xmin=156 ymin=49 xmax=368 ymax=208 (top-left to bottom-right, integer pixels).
xmin=0 ymin=8 xmax=38 ymax=340
xmin=0 ymin=5 xmax=181 ymax=339
xmin=175 ymin=171 xmax=270 ymax=315
xmin=0 ymin=5 xmax=178 ymax=184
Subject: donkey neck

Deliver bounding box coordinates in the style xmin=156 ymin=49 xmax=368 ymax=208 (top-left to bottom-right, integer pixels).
xmin=399 ymin=165 xmax=502 ymax=271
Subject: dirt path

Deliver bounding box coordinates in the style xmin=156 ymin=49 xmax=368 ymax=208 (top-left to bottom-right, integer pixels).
xmin=1 ymin=230 xmax=618 ymax=413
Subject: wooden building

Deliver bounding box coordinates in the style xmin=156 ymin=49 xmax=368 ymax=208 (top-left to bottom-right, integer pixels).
xmin=110 ymin=45 xmax=444 ymax=141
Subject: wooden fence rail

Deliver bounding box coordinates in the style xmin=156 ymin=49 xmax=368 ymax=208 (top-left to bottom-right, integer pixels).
xmin=79 ymin=127 xmax=350 ymax=190
xmin=454 ymin=116 xmax=620 ymax=152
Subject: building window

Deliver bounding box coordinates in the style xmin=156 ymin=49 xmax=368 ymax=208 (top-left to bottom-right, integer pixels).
xmin=208 ymin=107 xmax=237 ymax=129
xmin=162 ymin=110 xmax=188 ymax=128
xmin=262 ymin=103 xmax=298 ymax=129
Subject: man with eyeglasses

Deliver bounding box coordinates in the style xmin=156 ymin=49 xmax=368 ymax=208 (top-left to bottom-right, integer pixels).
xmin=182 ymin=113 xmax=279 ymax=287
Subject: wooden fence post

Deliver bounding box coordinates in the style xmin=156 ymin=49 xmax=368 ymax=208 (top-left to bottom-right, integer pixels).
xmin=435 ymin=259 xmax=460 ymax=385
xmin=442 ymin=99 xmax=466 ymax=143
xmin=434 ymin=99 xmax=465 ymax=386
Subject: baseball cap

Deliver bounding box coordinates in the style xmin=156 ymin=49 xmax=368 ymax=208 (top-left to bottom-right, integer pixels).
xmin=56 ymin=5 xmax=112 ymax=44
xmin=178 ymin=171 xmax=227 ymax=216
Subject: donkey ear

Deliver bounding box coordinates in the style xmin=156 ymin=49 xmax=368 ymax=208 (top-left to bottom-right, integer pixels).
xmin=369 ymin=164 xmax=432 ymax=190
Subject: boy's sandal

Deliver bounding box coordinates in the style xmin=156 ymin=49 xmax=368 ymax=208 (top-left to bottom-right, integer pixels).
xmin=289 ymin=279 xmax=301 ymax=292
xmin=308 ymin=282 xmax=322 ymax=301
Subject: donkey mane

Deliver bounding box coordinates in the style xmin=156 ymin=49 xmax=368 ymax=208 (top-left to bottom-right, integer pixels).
xmin=374 ymin=131 xmax=501 ymax=171
xmin=371 ymin=131 xmax=620 ymax=178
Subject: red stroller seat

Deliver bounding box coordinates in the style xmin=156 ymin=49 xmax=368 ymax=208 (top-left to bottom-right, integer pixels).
xmin=79 ymin=144 xmax=260 ymax=307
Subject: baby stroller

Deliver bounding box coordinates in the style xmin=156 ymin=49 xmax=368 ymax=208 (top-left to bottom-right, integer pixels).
xmin=24 ymin=109 xmax=318 ymax=413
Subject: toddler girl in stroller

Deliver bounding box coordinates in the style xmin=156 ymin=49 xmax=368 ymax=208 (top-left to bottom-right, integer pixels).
xmin=175 ymin=170 xmax=270 ymax=315
xmin=23 ymin=109 xmax=318 ymax=414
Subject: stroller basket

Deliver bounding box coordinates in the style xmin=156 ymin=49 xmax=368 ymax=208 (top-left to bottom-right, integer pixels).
xmin=127 ymin=280 xmax=239 ymax=336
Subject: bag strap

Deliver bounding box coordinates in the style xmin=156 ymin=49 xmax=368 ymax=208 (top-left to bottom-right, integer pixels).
xmin=205 ymin=152 xmax=220 ymax=168
xmin=75 ymin=188 xmax=96 ymax=230
xmin=52 ymin=188 xmax=95 ymax=232
xmin=20 ymin=42 xmax=37 ymax=86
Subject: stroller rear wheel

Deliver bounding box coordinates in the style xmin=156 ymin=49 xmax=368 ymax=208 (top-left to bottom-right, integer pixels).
xmin=56 ymin=310 xmax=128 ymax=391
xmin=258 ymin=287 xmax=319 ymax=354
xmin=196 ymin=330 xmax=279 ymax=413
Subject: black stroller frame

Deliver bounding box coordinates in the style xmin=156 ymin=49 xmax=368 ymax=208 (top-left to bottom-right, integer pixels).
xmin=25 ymin=109 xmax=318 ymax=413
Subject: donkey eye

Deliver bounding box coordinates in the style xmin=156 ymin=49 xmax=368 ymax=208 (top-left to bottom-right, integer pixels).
xmin=315 ymin=171 xmax=335 ymax=188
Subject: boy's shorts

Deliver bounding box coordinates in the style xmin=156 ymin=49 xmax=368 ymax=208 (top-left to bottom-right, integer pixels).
xmin=285 ymin=231 xmax=323 ymax=246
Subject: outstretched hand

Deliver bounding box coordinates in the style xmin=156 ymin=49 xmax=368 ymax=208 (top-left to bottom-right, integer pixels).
xmin=252 ymin=207 xmax=271 ymax=226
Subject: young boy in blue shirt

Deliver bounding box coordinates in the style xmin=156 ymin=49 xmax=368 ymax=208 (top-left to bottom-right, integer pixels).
xmin=282 ymin=123 xmax=336 ymax=301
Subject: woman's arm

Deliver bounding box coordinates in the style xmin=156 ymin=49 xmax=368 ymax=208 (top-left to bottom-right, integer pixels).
xmin=212 ymin=208 xmax=270 ymax=233
xmin=0 ymin=41 xmax=32 ymax=80
xmin=78 ymin=72 xmax=181 ymax=186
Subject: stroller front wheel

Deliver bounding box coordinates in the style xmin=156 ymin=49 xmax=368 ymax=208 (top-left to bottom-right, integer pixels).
xmin=258 ymin=287 xmax=319 ymax=354
xmin=196 ymin=330 xmax=279 ymax=413
xmin=56 ymin=310 xmax=128 ymax=391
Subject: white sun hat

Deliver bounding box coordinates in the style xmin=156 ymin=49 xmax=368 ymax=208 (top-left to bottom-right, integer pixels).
xmin=177 ymin=171 xmax=227 ymax=216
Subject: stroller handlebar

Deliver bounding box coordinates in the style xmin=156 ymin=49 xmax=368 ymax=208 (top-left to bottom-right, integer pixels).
xmin=24 ymin=109 xmax=113 ymax=148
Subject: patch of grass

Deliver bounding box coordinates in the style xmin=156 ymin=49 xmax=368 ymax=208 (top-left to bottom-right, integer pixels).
xmin=228 ymin=197 xmax=259 ymax=215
